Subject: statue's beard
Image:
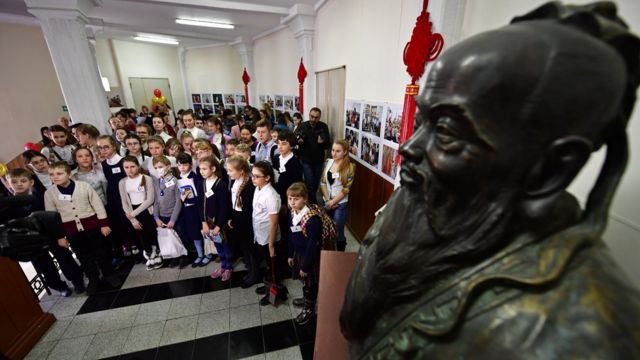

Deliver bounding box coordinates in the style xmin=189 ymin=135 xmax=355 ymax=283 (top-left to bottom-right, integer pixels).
xmin=340 ymin=171 xmax=519 ymax=341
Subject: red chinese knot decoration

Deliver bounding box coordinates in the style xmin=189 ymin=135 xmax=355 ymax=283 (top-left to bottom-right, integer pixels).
xmin=242 ymin=68 xmax=251 ymax=106
xmin=397 ymin=0 xmax=444 ymax=164
xmin=297 ymin=58 xmax=308 ymax=113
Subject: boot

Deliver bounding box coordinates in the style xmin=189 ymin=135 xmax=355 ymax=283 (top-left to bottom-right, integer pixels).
xmin=337 ymin=242 xmax=346 ymax=252
xmin=295 ymin=298 xmax=316 ymax=325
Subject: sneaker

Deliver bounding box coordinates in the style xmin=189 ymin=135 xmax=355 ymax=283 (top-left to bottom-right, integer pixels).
xmin=294 ymin=308 xmax=315 ymax=325
xmin=51 ymin=284 xmax=72 ymax=297
xmin=192 ymin=257 xmax=203 ymax=268
xmin=259 ymin=294 xmax=271 ymax=306
xmin=146 ymin=263 xmax=155 ymax=271
xmin=131 ymin=246 xmax=140 ymax=255
xmin=292 ymin=297 xmax=305 ymax=308
xmin=210 ymin=268 xmax=224 ymax=279
xmin=255 ymin=285 xmax=267 ymax=295
xmin=241 ymin=277 xmax=259 ymax=289
xmin=153 ymin=259 xmax=164 ymax=270
xmin=221 ymin=269 xmax=232 ymax=281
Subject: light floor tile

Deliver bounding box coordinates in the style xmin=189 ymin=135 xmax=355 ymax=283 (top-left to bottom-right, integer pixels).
xmin=122 ymin=321 xmax=166 ymax=353
xmin=260 ymin=302 xmax=293 ymax=325
xmin=83 ymin=327 xmax=131 ymax=359
xmin=97 ymin=304 xmax=140 ymax=332
xmin=24 ymin=339 xmax=57 ymax=360
xmin=178 ymin=266 xmax=205 ymax=280
xmin=200 ymin=289 xmax=230 ymax=313
xmin=48 ymin=296 xmax=87 ymax=319
xmin=230 ymin=285 xmax=261 ymax=308
xmin=134 ymin=299 xmax=172 ymax=326
xmin=265 ymin=346 xmax=303 ymax=360
xmin=120 ymin=272 xmax=153 ymax=289
xmin=48 ymin=334 xmax=94 ymax=360
xmin=159 ymin=315 xmax=198 ymax=346
xmin=167 ymin=294 xmax=202 ymax=319
xmin=230 ymin=303 xmax=261 ymax=331
xmin=61 ymin=312 xmax=103 ymax=339
xmin=196 ymin=309 xmax=230 ymax=338
xmin=40 ymin=317 xmax=72 ymax=342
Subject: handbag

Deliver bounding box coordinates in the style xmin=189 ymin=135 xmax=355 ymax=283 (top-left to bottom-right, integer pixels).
xmin=157 ymin=228 xmax=187 ymax=259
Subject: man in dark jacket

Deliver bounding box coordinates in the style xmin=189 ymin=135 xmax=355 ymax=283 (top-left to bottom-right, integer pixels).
xmin=296 ymin=107 xmax=330 ymax=204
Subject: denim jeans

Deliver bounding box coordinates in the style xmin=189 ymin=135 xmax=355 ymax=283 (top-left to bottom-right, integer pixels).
xmin=327 ymin=202 xmax=348 ymax=245
xmin=302 ymin=161 xmax=324 ymax=204
xmin=214 ymin=241 xmax=233 ymax=270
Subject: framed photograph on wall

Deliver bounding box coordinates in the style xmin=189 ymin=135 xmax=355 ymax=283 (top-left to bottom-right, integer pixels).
xmin=345 ymin=127 xmax=360 ymax=156
xmin=259 ymin=95 xmax=266 ymax=105
xmin=274 ymin=95 xmax=284 ymax=110
xmin=362 ymin=103 xmax=383 ymax=137
xmin=360 ymin=134 xmax=381 ymax=169
xmin=236 ymin=94 xmax=246 ymax=105
xmin=294 ymin=96 xmax=300 ymax=112
xmin=212 ymin=93 xmax=223 ymax=104
xmin=284 ymin=96 xmax=294 ymax=112
xmin=107 ymin=87 xmax=125 ymax=108
xmin=202 ymin=94 xmax=212 ymax=104
xmin=192 ymin=94 xmax=201 ymax=104
xmin=223 ymin=94 xmax=235 ymax=105
xmin=345 ymin=100 xmax=363 ymax=130
xmin=381 ymin=144 xmax=400 ymax=180
xmin=383 ymin=103 xmax=402 ymax=144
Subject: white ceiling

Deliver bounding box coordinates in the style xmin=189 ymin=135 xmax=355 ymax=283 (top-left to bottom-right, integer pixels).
xmin=0 ymin=0 xmax=320 ymax=47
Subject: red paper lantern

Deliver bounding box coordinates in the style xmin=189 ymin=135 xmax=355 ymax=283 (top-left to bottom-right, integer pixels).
xmin=297 ymin=58 xmax=308 ymax=113
xmin=242 ymin=68 xmax=251 ymax=106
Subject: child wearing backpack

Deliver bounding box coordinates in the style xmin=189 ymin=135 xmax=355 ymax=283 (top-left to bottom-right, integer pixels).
xmin=286 ymin=182 xmax=336 ymax=324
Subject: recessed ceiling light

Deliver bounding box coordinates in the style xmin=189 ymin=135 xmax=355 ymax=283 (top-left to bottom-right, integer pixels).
xmin=175 ymin=18 xmax=234 ymax=29
xmin=133 ymin=35 xmax=179 ymax=45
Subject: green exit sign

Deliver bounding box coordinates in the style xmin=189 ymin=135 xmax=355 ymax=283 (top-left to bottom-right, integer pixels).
xmin=62 ymin=105 xmax=68 ymax=112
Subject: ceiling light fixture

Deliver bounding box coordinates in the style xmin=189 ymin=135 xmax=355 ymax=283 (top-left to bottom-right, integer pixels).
xmin=133 ymin=35 xmax=179 ymax=45
xmin=175 ymin=18 xmax=234 ymax=29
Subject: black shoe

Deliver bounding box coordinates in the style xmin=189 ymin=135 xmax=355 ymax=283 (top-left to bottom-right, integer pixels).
xmin=86 ymin=280 xmax=99 ymax=296
xmin=169 ymin=258 xmax=180 ymax=268
xmin=259 ymin=294 xmax=271 ymax=306
xmin=337 ymin=242 xmax=347 ymax=252
xmin=295 ymin=308 xmax=315 ymax=325
xmin=292 ymin=297 xmax=305 ymax=308
xmin=178 ymin=257 xmax=190 ymax=269
xmin=241 ymin=277 xmax=259 ymax=289
xmin=255 ymin=285 xmax=266 ymax=295
xmin=72 ymin=280 xmax=86 ymax=294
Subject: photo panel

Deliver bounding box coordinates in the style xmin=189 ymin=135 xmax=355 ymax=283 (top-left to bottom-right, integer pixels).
xmin=192 ymin=94 xmax=201 ymax=104
xmin=360 ymin=134 xmax=381 ymax=169
xmin=236 ymin=94 xmax=246 ymax=105
xmin=223 ymin=93 xmax=236 ymax=105
xmin=345 ymin=100 xmax=363 ymax=130
xmin=259 ymin=95 xmax=266 ymax=105
xmin=381 ymin=144 xmax=400 ymax=180
xmin=193 ymin=103 xmax=203 ymax=117
xmin=294 ymin=96 xmax=300 ymax=112
xmin=202 ymin=93 xmax=212 ymax=104
xmin=383 ymin=103 xmax=403 ymax=144
xmin=275 ymin=95 xmax=284 ymax=110
xmin=362 ymin=103 xmax=384 ymax=137
xmin=266 ymin=95 xmax=275 ymax=108
xmin=284 ymin=96 xmax=294 ymax=112
xmin=212 ymin=93 xmax=223 ymax=105
xmin=214 ymin=104 xmax=222 ymax=114
xmin=345 ymin=127 xmax=360 ymax=156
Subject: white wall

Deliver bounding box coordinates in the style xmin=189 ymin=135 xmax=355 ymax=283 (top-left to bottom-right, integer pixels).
xmin=109 ymin=39 xmax=188 ymax=111
xmin=459 ymin=0 xmax=640 ymax=286
xmin=95 ymin=38 xmax=120 ymax=88
xmin=0 ymin=22 xmax=66 ymax=163
xmin=185 ymin=45 xmax=244 ymax=95
xmin=253 ymin=28 xmax=299 ymax=97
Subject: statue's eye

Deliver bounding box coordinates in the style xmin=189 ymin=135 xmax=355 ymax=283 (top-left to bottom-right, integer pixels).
xmin=435 ymin=117 xmax=458 ymax=144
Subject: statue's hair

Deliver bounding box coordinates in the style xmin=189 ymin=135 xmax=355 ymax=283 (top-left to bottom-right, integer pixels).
xmin=512 ymin=1 xmax=640 ymax=238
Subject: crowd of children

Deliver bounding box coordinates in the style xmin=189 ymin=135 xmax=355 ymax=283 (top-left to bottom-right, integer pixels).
xmin=3 ymin=106 xmax=355 ymax=325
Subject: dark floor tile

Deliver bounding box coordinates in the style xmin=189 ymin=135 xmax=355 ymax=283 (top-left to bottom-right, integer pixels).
xmin=229 ymin=326 xmax=264 ymax=359
xmin=156 ymin=340 xmax=194 ymax=360
xmin=263 ymin=320 xmax=298 ymax=353
xmin=76 ymin=290 xmax=118 ymax=314
xmin=119 ymin=347 xmax=158 ymax=360
xmin=99 ymin=356 xmax=121 ymax=360
xmin=293 ymin=316 xmax=317 ymax=344
xmin=299 ymin=341 xmax=314 ymax=360
xmin=144 ymin=277 xmax=203 ymax=302
xmin=111 ymin=286 xmax=148 ymax=309
xmin=193 ymin=333 xmax=228 ymax=360
xmin=201 ymin=276 xmax=230 ymax=293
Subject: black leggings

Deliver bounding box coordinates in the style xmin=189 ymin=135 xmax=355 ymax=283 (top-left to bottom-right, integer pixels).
xmin=132 ymin=205 xmax=158 ymax=253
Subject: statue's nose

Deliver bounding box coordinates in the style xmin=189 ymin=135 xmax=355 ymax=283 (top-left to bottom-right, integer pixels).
xmin=400 ymin=129 xmax=427 ymax=162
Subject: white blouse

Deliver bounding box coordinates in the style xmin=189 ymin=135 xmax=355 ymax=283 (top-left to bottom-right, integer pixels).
xmin=252 ymin=183 xmax=281 ymax=246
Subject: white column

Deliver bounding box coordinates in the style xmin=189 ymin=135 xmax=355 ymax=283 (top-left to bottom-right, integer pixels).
xmin=178 ymin=46 xmax=192 ymax=109
xmin=282 ymin=4 xmax=316 ymax=111
xmin=234 ymin=38 xmax=256 ymax=107
xmin=26 ymin=0 xmax=111 ymax=134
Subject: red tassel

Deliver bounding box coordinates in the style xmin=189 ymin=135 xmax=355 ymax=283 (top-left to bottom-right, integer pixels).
xmin=298 ymin=58 xmax=307 ymax=113
xmin=242 ymin=68 xmax=251 ymax=106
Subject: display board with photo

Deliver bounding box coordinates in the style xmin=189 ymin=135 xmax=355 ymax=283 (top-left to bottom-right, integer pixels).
xmin=274 ymin=95 xmax=284 ymax=110
xmin=383 ymin=103 xmax=402 ymax=144
xmin=381 ymin=145 xmax=399 ymax=181
xmin=360 ymin=134 xmax=380 ymax=169
xmin=284 ymin=96 xmax=294 ymax=112
xmin=212 ymin=93 xmax=223 ymax=104
xmin=192 ymin=94 xmax=201 ymax=104
xmin=362 ymin=103 xmax=383 ymax=137
xmin=345 ymin=100 xmax=363 ymax=130
xmin=235 ymin=94 xmax=246 ymax=105
xmin=223 ymin=94 xmax=235 ymax=105
xmin=294 ymin=96 xmax=300 ymax=112
xmin=202 ymin=94 xmax=212 ymax=104
xmin=345 ymin=128 xmax=360 ymax=156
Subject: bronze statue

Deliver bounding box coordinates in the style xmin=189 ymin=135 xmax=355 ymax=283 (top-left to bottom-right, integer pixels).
xmin=340 ymin=2 xmax=640 ymax=359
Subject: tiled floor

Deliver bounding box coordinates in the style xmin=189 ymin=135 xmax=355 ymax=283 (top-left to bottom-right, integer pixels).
xmin=25 ymin=230 xmax=360 ymax=360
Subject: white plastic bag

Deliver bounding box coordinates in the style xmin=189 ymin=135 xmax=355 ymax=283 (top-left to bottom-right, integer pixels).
xmin=157 ymin=228 xmax=187 ymax=259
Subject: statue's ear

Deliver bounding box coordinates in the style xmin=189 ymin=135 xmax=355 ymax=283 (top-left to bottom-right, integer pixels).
xmin=524 ymin=136 xmax=593 ymax=197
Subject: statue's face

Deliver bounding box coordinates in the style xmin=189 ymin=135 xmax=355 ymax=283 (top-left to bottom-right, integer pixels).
xmin=400 ymin=39 xmax=544 ymax=235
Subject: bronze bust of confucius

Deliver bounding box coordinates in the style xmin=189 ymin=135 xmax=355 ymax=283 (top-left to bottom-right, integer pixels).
xmin=340 ymin=2 xmax=640 ymax=359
